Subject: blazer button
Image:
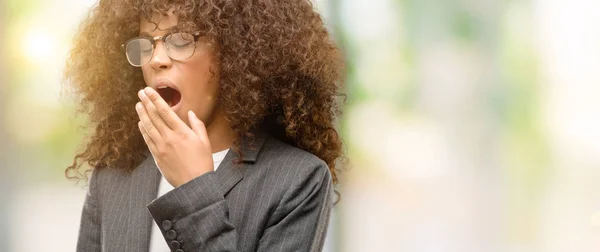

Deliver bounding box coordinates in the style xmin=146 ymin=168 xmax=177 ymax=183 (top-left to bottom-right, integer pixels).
xmin=175 ymin=249 xmax=184 ymax=252
xmin=162 ymin=220 xmax=173 ymax=230
xmin=166 ymin=230 xmax=177 ymax=240
xmin=170 ymin=240 xmax=181 ymax=249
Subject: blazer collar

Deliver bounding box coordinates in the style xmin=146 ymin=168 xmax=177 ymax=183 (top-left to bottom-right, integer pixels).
xmin=125 ymin=130 xmax=269 ymax=251
xmin=216 ymin=129 xmax=268 ymax=195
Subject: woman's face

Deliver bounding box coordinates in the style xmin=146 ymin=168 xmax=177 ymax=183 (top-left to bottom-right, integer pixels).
xmin=139 ymin=12 xmax=221 ymax=129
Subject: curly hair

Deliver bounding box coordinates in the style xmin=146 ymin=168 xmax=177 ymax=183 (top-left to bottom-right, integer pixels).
xmin=64 ymin=0 xmax=345 ymax=185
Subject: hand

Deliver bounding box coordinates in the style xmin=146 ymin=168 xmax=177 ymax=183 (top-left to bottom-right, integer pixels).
xmin=135 ymin=87 xmax=214 ymax=187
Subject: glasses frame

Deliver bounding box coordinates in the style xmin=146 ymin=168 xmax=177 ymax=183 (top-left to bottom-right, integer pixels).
xmin=121 ymin=31 xmax=203 ymax=67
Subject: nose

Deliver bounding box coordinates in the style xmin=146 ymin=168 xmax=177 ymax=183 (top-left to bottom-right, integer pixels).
xmin=149 ymin=41 xmax=172 ymax=70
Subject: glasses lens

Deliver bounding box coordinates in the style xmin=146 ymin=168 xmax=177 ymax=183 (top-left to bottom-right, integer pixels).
xmin=125 ymin=38 xmax=153 ymax=66
xmin=165 ymin=33 xmax=196 ymax=60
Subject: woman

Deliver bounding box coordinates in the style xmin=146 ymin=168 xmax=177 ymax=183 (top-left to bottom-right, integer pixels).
xmin=65 ymin=0 xmax=345 ymax=251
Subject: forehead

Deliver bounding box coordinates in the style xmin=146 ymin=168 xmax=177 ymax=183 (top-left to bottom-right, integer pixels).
xmin=139 ymin=11 xmax=179 ymax=34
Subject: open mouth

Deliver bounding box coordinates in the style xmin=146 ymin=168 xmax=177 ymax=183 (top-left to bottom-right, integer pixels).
xmin=156 ymin=86 xmax=182 ymax=107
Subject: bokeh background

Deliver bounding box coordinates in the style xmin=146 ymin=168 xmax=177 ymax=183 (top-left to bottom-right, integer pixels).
xmin=2 ymin=0 xmax=600 ymax=251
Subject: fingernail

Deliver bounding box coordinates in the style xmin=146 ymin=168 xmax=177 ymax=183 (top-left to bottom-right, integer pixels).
xmin=138 ymin=89 xmax=146 ymax=99
xmin=136 ymin=102 xmax=142 ymax=110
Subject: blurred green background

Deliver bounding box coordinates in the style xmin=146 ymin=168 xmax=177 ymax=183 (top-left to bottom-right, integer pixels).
xmin=2 ymin=0 xmax=600 ymax=251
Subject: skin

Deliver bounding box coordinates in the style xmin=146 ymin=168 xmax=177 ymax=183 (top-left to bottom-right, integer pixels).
xmin=135 ymin=11 xmax=234 ymax=187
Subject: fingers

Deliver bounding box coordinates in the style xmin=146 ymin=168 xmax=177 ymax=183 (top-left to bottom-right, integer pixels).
xmin=136 ymin=101 xmax=164 ymax=142
xmin=141 ymin=87 xmax=186 ymax=132
xmin=188 ymin=110 xmax=209 ymax=142
xmin=137 ymin=89 xmax=171 ymax=135
xmin=138 ymin=120 xmax=158 ymax=154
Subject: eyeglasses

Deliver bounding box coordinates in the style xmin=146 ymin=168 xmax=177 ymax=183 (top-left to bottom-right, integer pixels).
xmin=121 ymin=31 xmax=202 ymax=67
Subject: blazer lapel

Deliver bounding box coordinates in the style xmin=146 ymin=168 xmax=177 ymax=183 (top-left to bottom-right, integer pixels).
xmin=126 ymin=153 xmax=161 ymax=252
xmin=215 ymin=130 xmax=268 ymax=196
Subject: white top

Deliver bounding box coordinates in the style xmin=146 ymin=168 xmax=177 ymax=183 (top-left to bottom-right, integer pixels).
xmin=149 ymin=148 xmax=230 ymax=252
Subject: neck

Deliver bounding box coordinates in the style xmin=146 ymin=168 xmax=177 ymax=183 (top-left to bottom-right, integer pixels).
xmin=205 ymin=110 xmax=234 ymax=154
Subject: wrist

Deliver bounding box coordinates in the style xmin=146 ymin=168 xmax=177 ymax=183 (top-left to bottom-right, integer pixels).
xmin=175 ymin=166 xmax=213 ymax=187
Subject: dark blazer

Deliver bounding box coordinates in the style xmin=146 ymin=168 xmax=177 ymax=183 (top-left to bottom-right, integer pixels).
xmin=76 ymin=131 xmax=334 ymax=252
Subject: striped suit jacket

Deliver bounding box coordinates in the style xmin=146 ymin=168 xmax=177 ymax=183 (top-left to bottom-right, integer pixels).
xmin=76 ymin=131 xmax=333 ymax=252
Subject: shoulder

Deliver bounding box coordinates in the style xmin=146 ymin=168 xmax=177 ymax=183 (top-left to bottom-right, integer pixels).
xmin=89 ymin=165 xmax=130 ymax=186
xmin=254 ymin=135 xmax=332 ymax=189
xmin=89 ymin=152 xmax=154 ymax=186
xmin=86 ymin=162 xmax=137 ymax=201
xmin=245 ymin=136 xmax=334 ymax=227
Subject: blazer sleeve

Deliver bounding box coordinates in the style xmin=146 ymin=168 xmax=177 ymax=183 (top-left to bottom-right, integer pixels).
xmin=146 ymin=160 xmax=334 ymax=252
xmin=76 ymin=168 xmax=102 ymax=252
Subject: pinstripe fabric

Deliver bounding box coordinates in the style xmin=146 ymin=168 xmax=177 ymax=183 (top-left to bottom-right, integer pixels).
xmin=76 ymin=131 xmax=334 ymax=252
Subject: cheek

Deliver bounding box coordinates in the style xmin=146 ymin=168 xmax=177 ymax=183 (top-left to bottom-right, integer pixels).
xmin=183 ymin=62 xmax=220 ymax=109
xmin=141 ymin=66 xmax=152 ymax=84
xmin=183 ymin=57 xmax=219 ymax=87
